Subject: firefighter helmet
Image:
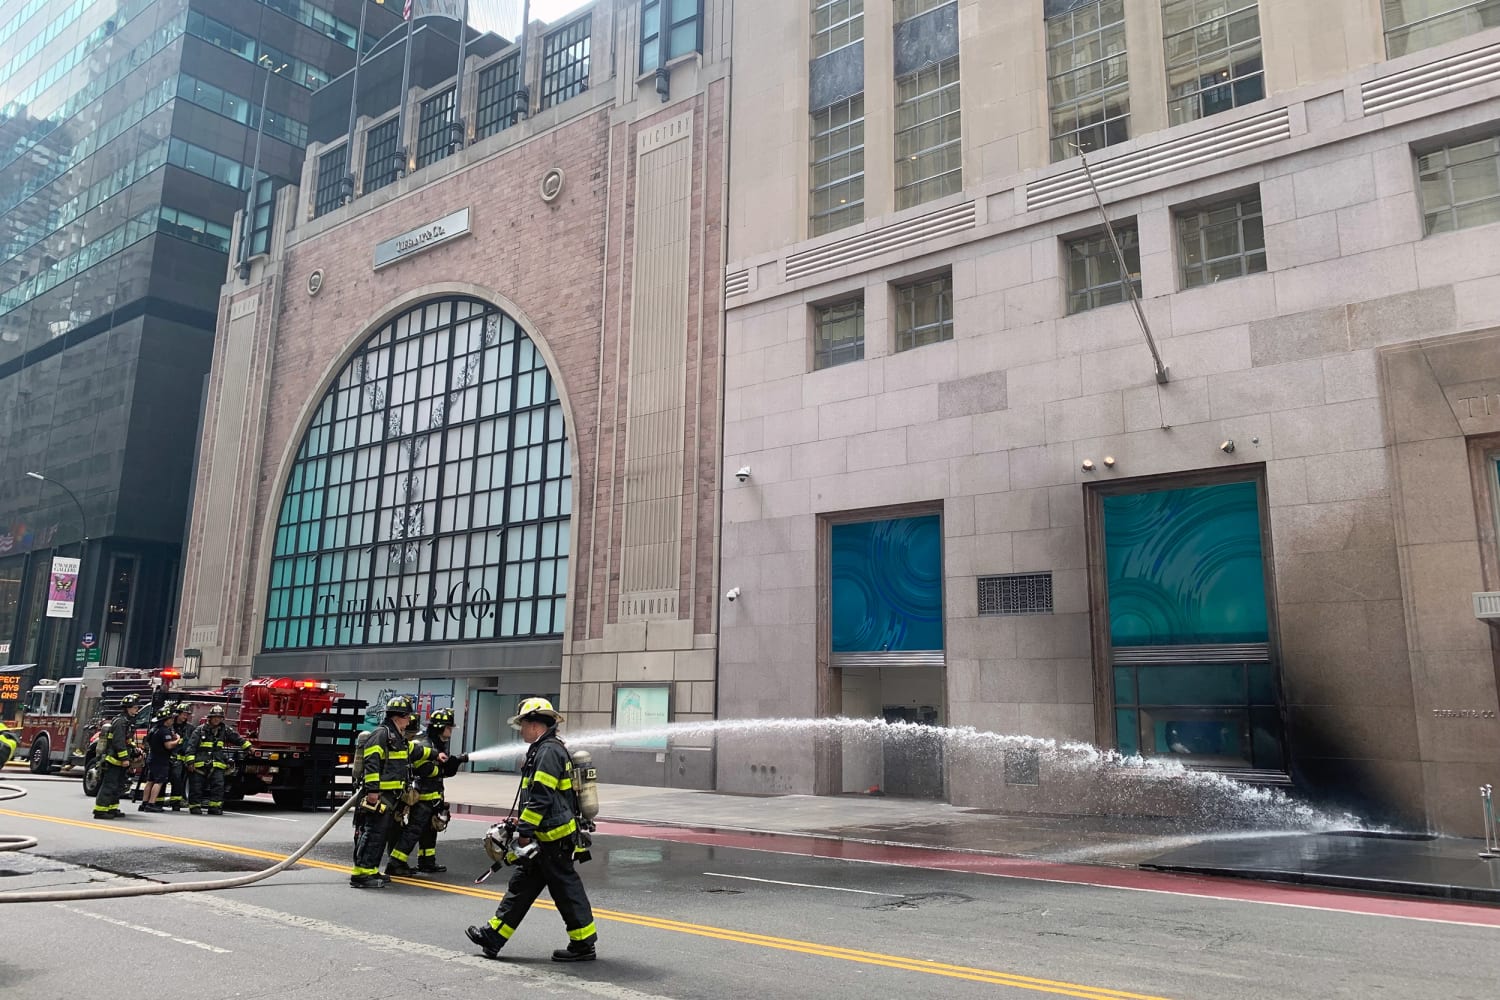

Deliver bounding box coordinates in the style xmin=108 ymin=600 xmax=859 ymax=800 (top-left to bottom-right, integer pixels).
xmin=207 ymin=704 xmax=225 ymax=718
xmin=120 ymin=694 xmax=140 ymax=707
xmin=153 ymin=708 xmax=172 ymax=723
xmin=173 ymin=702 xmax=191 ymax=714
xmin=428 ymin=708 xmax=456 ymax=731
xmin=384 ymin=696 xmax=413 ymax=717
xmin=507 ymin=696 xmax=564 ymax=729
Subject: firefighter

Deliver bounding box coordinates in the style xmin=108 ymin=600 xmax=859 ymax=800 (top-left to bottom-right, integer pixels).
xmin=387 ymin=708 xmax=469 ymax=876
xmin=0 ymin=720 xmax=17 ymax=769
xmin=466 ymin=697 xmax=597 ymax=962
xmin=138 ymin=707 xmax=181 ymax=812
xmin=165 ymin=702 xmax=193 ymax=811
xmin=351 ymin=696 xmax=413 ymax=889
xmin=185 ymin=704 xmax=251 ymax=815
xmin=92 ymin=694 xmax=143 ymax=819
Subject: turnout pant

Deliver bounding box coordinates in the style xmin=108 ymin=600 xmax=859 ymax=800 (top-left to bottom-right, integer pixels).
xmin=167 ymin=759 xmax=187 ymax=807
xmin=352 ymin=795 xmax=398 ymax=877
xmin=188 ymin=765 xmax=227 ymax=809
xmin=391 ymin=798 xmax=442 ymax=867
xmin=485 ymin=843 xmax=597 ymax=950
xmin=93 ymin=762 xmax=129 ymax=816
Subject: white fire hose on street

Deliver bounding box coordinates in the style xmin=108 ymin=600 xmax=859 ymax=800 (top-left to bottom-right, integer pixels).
xmin=0 ymin=779 xmax=358 ymax=903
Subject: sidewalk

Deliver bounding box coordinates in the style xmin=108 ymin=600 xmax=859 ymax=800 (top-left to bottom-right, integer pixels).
xmin=444 ymin=771 xmax=1500 ymax=904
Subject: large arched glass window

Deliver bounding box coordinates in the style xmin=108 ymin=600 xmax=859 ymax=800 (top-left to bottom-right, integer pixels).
xmin=264 ymin=296 xmax=571 ymax=651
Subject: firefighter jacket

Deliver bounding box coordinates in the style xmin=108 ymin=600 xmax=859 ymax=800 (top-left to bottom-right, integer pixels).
xmin=187 ymin=721 xmax=251 ymax=770
xmin=516 ymin=731 xmax=578 ymax=844
xmin=97 ymin=712 xmax=137 ymax=768
xmin=173 ymin=721 xmax=194 ymax=761
xmin=408 ymin=735 xmax=447 ymax=802
xmin=0 ymin=722 xmax=17 ymax=761
xmin=360 ymin=722 xmax=410 ymax=797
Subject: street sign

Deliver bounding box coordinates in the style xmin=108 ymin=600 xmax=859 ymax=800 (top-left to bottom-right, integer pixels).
xmin=81 ymin=633 xmax=96 ymax=648
xmin=87 ymin=647 xmax=100 ymax=663
xmin=76 ymin=645 xmax=101 ymax=664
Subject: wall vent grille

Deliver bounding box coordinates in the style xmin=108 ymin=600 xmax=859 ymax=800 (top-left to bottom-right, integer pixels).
xmin=785 ymin=201 xmax=976 ymax=281
xmin=978 ymin=573 xmax=1053 ymax=616
xmin=1025 ymin=108 xmax=1291 ymax=211
xmin=1362 ymin=41 xmax=1500 ymax=116
xmin=725 ymin=268 xmax=751 ymax=298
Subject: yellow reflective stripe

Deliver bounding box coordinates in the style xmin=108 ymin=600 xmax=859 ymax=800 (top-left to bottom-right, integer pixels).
xmin=559 ymin=778 xmax=573 ymax=790
xmin=388 ymin=750 xmax=409 ymax=759
xmin=378 ymin=780 xmax=403 ymax=790
xmin=568 ymin=922 xmax=597 ymax=941
xmin=536 ymin=817 xmax=577 ymax=842
xmin=519 ymin=776 xmax=530 ymax=788
xmin=362 ymin=745 xmax=383 ymax=758
xmin=419 ymin=791 xmax=442 ymax=801
xmin=519 ymin=808 xmax=543 ymax=826
xmin=532 ymin=770 xmax=560 ymax=790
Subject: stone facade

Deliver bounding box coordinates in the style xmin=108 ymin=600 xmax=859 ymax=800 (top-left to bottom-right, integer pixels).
xmin=722 ymin=1 xmax=1500 ymax=831
xmin=175 ymin=2 xmax=729 ymax=786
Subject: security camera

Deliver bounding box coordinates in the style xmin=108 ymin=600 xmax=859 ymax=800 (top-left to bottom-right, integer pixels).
xmin=1219 ymin=439 xmax=1236 ymax=454
xmin=725 ymin=587 xmax=741 ymax=602
xmin=735 ymin=466 xmax=751 ymax=483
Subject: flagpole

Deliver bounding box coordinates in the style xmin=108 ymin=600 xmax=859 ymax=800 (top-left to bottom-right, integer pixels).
xmin=395 ymin=1 xmax=416 ymax=178
xmin=448 ymin=0 xmax=470 ymax=152
xmin=342 ymin=0 xmax=371 ymax=203
xmin=513 ymin=0 xmax=531 ymax=126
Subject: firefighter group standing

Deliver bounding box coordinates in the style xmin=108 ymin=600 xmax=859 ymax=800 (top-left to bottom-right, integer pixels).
xmin=90 ymin=697 xmax=250 ymax=818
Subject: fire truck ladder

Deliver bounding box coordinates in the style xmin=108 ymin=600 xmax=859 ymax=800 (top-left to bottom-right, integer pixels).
xmin=301 ymin=699 xmax=367 ymax=811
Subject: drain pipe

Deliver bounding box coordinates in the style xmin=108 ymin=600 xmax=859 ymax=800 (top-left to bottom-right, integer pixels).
xmin=0 ymin=781 xmax=357 ymax=904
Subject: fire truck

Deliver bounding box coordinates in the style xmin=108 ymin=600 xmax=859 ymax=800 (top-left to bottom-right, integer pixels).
xmin=18 ymin=665 xmax=171 ymax=775
xmin=20 ymin=669 xmax=361 ymax=809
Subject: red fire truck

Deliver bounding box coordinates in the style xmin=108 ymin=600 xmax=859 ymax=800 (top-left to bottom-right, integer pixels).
xmin=21 ymin=669 xmax=358 ymax=809
xmin=18 ymin=666 xmax=171 ymax=775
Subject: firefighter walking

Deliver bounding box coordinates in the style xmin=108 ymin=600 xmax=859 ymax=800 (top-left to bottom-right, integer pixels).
xmin=387 ymin=707 xmax=469 ymax=876
xmin=92 ymin=694 xmax=143 ymax=819
xmin=466 ymin=697 xmax=597 ymax=962
xmin=185 ymin=704 xmax=251 ymax=814
xmin=351 ymin=696 xmax=413 ymax=888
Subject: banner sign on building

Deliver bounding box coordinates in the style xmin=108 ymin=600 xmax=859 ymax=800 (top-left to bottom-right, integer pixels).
xmin=373 ymin=208 xmax=471 ymax=270
xmin=46 ymin=557 xmax=81 ymax=618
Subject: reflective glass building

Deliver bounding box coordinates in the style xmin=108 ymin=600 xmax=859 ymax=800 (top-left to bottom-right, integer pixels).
xmin=0 ymin=0 xmax=400 ymax=697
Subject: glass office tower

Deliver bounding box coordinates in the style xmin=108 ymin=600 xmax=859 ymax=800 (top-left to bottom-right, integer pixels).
xmin=0 ymin=0 xmax=400 ymax=696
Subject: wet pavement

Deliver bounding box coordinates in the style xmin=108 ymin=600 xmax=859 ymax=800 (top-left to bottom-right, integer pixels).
xmin=444 ymin=770 xmax=1500 ymax=904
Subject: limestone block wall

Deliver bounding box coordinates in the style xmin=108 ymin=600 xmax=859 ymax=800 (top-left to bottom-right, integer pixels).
xmin=721 ymin=14 xmax=1500 ymax=828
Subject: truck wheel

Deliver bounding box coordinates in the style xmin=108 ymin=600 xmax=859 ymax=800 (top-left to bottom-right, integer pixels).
xmin=82 ymin=764 xmax=101 ymax=798
xmin=28 ymin=737 xmax=50 ymax=774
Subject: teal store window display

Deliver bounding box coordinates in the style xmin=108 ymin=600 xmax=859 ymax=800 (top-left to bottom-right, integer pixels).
xmin=831 ymin=515 xmax=944 ymax=653
xmin=1101 ymin=480 xmax=1284 ymax=770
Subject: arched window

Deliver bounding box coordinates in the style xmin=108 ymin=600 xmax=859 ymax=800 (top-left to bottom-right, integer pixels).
xmin=264 ymin=296 xmax=570 ymax=650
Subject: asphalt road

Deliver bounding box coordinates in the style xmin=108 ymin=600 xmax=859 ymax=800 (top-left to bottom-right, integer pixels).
xmin=2 ymin=774 xmax=1499 ymax=1000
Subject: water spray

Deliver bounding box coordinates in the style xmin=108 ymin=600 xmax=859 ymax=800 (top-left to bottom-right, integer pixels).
xmin=468 ymin=717 xmax=1362 ymax=833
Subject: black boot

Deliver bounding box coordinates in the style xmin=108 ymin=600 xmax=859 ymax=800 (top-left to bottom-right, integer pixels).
xmin=207 ymin=807 xmax=223 ymax=815
xmin=465 ymin=925 xmax=505 ymax=959
xmin=349 ymin=874 xmax=386 ymax=889
xmin=417 ymin=860 xmax=447 ymax=873
xmin=189 ymin=807 xmax=203 ymax=815
xmin=384 ymin=859 xmax=413 ymax=877
xmin=552 ymin=943 xmax=597 ymax=962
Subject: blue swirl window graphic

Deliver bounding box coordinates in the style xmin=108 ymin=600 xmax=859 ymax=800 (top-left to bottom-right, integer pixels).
xmin=1103 ymin=481 xmax=1268 ymax=647
xmin=831 ymin=516 xmax=944 ymax=653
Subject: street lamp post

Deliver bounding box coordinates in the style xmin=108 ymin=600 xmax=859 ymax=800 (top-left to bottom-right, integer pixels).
xmin=238 ymin=54 xmax=288 ymax=281
xmin=25 ymin=471 xmax=88 ymax=678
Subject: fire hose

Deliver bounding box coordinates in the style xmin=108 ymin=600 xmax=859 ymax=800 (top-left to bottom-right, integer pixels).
xmin=0 ymin=778 xmax=358 ymax=903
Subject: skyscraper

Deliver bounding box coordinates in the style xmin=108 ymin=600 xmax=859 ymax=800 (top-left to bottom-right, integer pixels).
xmin=0 ymin=0 xmax=401 ymax=691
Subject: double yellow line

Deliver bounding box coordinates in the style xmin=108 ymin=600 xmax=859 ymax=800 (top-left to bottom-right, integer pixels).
xmin=0 ymin=808 xmax=1172 ymax=1000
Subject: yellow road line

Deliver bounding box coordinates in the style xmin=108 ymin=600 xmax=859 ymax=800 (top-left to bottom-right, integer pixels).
xmin=0 ymin=807 xmax=1172 ymax=1000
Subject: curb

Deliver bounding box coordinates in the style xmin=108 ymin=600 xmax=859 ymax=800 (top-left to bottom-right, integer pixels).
xmin=1140 ymin=863 xmax=1500 ymax=906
